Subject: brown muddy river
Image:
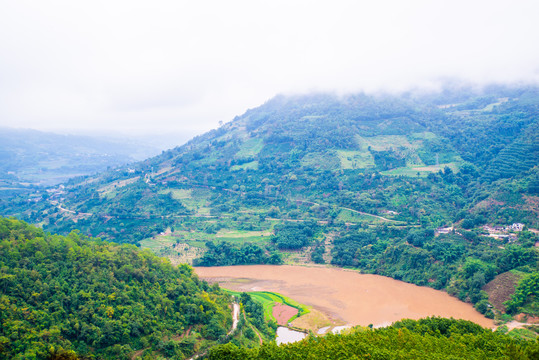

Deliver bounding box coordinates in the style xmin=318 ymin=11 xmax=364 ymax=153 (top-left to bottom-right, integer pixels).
xmin=195 ymin=265 xmax=494 ymax=328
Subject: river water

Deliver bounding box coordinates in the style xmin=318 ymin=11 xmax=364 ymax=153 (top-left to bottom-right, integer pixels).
xmin=195 ymin=265 xmax=494 ymax=328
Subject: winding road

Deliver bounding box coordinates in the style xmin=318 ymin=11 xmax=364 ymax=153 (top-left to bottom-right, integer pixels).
xmin=228 ymin=303 xmax=240 ymax=335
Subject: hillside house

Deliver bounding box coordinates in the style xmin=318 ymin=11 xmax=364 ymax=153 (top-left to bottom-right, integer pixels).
xmin=435 ymin=227 xmax=453 ymax=235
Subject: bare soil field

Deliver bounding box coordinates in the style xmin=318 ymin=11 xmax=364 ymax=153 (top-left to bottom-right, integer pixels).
xmin=290 ymin=308 xmax=339 ymax=332
xmin=195 ymin=265 xmax=494 ymax=328
xmin=272 ymin=303 xmax=297 ymax=325
xmin=483 ymin=271 xmax=521 ymax=312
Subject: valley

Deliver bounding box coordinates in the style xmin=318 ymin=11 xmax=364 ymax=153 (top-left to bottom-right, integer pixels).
xmin=0 ymin=128 xmax=164 ymax=191
xmin=1 ymin=86 xmax=539 ymax=359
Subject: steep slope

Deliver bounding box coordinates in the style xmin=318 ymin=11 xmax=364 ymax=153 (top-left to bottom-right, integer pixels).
xmin=5 ymin=86 xmax=537 ymax=239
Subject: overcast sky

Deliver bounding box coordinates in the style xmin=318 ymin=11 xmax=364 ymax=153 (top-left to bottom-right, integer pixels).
xmin=1 ymin=0 xmax=538 ymax=136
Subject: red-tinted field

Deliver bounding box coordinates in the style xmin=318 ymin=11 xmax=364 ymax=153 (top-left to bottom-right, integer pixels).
xmin=272 ymin=303 xmax=297 ymax=325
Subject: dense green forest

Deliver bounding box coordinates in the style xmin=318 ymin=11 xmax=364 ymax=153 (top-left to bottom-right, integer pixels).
xmin=505 ymin=272 xmax=539 ymax=315
xmin=1 ymin=85 xmax=539 ymax=320
xmin=193 ymin=241 xmax=282 ymax=266
xmin=0 ymin=217 xmax=238 ymax=359
xmin=208 ymin=317 xmax=539 ymax=359
xmin=271 ymin=222 xmax=320 ymax=250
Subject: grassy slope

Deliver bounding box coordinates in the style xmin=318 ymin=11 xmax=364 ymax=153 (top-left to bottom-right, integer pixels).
xmin=225 ymin=290 xmax=309 ymax=324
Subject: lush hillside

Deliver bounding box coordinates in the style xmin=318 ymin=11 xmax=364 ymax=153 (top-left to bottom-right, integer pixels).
xmin=1 ymin=85 xmax=539 ymax=320
xmin=0 ymin=217 xmax=236 ymax=359
xmin=208 ymin=317 xmax=539 ymax=360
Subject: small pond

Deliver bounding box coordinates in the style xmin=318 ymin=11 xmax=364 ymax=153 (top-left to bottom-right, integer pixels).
xmin=276 ymin=327 xmax=306 ymax=345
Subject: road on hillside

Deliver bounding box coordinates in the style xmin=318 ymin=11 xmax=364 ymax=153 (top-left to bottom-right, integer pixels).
xmin=228 ymin=303 xmax=240 ymax=335
xmin=189 ymin=302 xmax=240 ymax=360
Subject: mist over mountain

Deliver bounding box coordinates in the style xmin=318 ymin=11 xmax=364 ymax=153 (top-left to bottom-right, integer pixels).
xmin=0 ymin=128 xmax=170 ymax=191
xmin=3 ymin=84 xmax=538 ymax=235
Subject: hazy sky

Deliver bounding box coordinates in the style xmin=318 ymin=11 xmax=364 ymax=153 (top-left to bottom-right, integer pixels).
xmin=1 ymin=0 xmax=538 ymax=136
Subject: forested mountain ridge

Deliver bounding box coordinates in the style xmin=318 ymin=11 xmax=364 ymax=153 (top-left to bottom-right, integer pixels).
xmin=1 ymin=85 xmax=538 ymax=321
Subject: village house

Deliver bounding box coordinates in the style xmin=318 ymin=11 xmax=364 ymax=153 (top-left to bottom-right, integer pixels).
xmin=483 ymin=223 xmax=525 ymax=234
xmin=435 ymin=227 xmax=453 ymax=236
xmin=509 ymin=223 xmax=524 ymax=232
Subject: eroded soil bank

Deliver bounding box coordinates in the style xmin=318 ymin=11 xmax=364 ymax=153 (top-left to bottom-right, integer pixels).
xmin=195 ymin=265 xmax=494 ymax=328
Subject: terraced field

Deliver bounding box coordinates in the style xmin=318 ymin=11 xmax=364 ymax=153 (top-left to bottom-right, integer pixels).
xmin=484 ymin=140 xmax=539 ymax=181
xmin=235 ymin=138 xmax=264 ymax=158
xmin=223 ymin=290 xmax=309 ymax=324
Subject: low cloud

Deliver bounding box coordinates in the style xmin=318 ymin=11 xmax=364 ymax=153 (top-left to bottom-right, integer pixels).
xmin=1 ymin=0 xmax=538 ymax=135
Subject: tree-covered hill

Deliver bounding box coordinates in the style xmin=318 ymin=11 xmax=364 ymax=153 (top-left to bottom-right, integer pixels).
xmin=208 ymin=317 xmax=539 ymax=360
xmin=0 ymin=217 xmax=234 ymax=359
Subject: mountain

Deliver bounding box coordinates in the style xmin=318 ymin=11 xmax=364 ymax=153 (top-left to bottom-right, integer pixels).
xmin=0 ymin=128 xmax=163 ymax=191
xmin=1 ymin=84 xmax=538 ymax=318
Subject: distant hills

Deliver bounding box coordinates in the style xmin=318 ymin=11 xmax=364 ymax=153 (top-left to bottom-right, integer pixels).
xmin=0 ymin=128 xmax=164 ymax=190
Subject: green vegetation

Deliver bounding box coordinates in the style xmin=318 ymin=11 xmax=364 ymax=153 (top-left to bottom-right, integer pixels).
xmin=271 ymin=222 xmax=320 ymax=250
xmin=381 ymin=162 xmax=459 ymax=177
xmin=484 ymin=138 xmax=539 ymax=182
xmin=215 ymin=229 xmax=272 ymax=244
xmin=231 ymin=161 xmax=259 ymax=171
xmin=208 ymin=317 xmax=539 ymax=360
xmin=235 ymin=138 xmax=264 ymax=159
xmin=300 ymin=151 xmax=340 ymax=170
xmin=226 ymin=290 xmax=309 ymax=324
xmin=0 ymin=218 xmax=235 ymax=359
xmin=236 ymin=292 xmax=277 ymax=344
xmin=193 ymin=241 xmax=282 ymax=266
xmin=336 ymin=149 xmax=374 ymax=169
xmin=505 ymin=272 xmax=539 ymax=315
